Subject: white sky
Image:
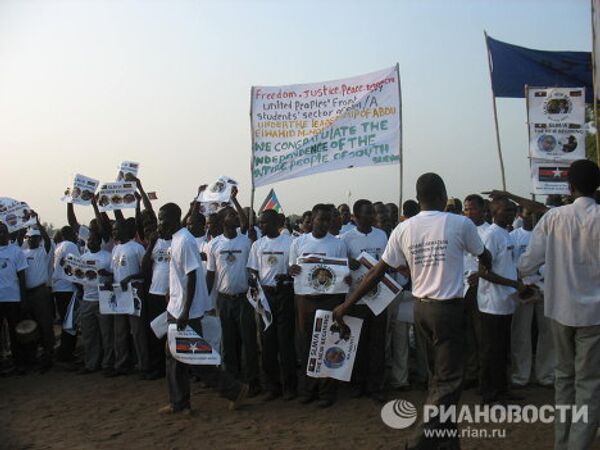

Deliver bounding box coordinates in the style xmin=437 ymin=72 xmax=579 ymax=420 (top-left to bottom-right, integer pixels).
xmin=0 ymin=0 xmax=592 ymax=226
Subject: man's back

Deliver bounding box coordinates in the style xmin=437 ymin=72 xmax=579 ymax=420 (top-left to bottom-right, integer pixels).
xmin=519 ymin=197 xmax=600 ymax=326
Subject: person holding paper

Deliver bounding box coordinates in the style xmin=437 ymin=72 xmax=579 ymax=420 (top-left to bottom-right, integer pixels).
xmin=77 ymin=228 xmax=113 ymax=374
xmin=108 ymin=218 xmax=148 ymax=377
xmin=333 ymin=173 xmax=492 ymax=449
xmin=340 ymin=199 xmax=388 ymax=401
xmin=157 ymin=203 xmax=248 ymax=414
xmin=247 ymin=209 xmax=296 ymax=401
xmin=51 ymin=225 xmax=80 ymax=363
xmin=519 ymin=159 xmax=600 ymax=450
xmin=289 ymin=203 xmax=350 ymax=408
xmin=206 ymin=206 xmax=259 ymax=396
xmin=0 ymin=222 xmax=28 ymax=373
xmin=21 ymin=216 xmax=54 ymax=371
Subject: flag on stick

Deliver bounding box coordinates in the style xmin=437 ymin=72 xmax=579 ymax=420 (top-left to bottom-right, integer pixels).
xmin=258 ymin=189 xmax=283 ymax=214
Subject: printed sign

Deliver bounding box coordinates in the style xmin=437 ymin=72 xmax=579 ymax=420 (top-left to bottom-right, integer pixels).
xmin=62 ymin=174 xmax=99 ymax=206
xmin=96 ymin=182 xmax=137 ymax=212
xmin=0 ymin=202 xmax=36 ymax=233
xmin=529 ymin=124 xmax=585 ymax=160
xmin=247 ymin=281 xmax=273 ymax=330
xmin=197 ymin=176 xmax=238 ymax=203
xmin=98 ymin=283 xmax=140 ymax=315
xmin=151 ymin=311 xmax=168 ymax=339
xmin=530 ymin=160 xmax=571 ymax=195
xmin=116 ymin=161 xmax=140 ymax=181
xmin=294 ymin=255 xmax=350 ymax=295
xmin=353 ymin=252 xmax=402 ymax=316
xmin=306 ymin=309 xmax=362 ymax=382
xmin=61 ymin=254 xmax=101 ymax=286
xmin=167 ymin=324 xmax=221 ymax=365
xmin=251 ymin=65 xmax=401 ymax=187
xmin=528 ymin=87 xmax=585 ymax=125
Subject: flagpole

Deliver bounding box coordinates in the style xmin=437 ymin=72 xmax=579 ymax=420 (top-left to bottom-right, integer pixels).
xmin=249 ymin=86 xmax=256 ymax=228
xmin=396 ymin=63 xmax=403 ymax=220
xmin=591 ymin=0 xmax=600 ymax=166
xmin=484 ymin=30 xmax=508 ymax=190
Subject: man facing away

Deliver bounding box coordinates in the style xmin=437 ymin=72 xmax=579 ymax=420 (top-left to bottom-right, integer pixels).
xmin=333 ymin=173 xmax=491 ymax=450
xmin=519 ymin=159 xmax=600 ymax=450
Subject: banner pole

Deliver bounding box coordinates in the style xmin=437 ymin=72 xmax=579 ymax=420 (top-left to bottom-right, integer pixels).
xmin=396 ymin=63 xmax=403 ymax=220
xmin=249 ymin=86 xmax=256 ymax=228
xmin=484 ymin=30 xmax=508 ymax=190
xmin=592 ymin=0 xmax=600 ymax=166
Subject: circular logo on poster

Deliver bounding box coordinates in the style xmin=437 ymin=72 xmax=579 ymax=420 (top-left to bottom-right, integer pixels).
xmin=323 ymin=346 xmax=346 ymax=369
xmin=309 ymin=265 xmax=336 ymax=292
xmin=537 ymin=134 xmax=557 ymax=153
xmin=543 ymin=92 xmax=572 ymax=121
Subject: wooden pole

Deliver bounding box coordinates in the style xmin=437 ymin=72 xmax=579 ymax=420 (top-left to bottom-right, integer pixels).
xmin=484 ymin=31 xmax=508 ymax=190
xmin=249 ymin=86 xmax=256 ymax=228
xmin=591 ymin=0 xmax=600 ymax=165
xmin=396 ymin=63 xmax=404 ymax=221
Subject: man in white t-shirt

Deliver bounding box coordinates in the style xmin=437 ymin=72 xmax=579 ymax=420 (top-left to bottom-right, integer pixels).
xmin=338 ymin=203 xmax=356 ymax=235
xmin=333 ymin=173 xmax=492 ymax=449
xmin=76 ymin=228 xmax=113 ymax=374
xmin=289 ymin=203 xmax=350 ymax=408
xmin=510 ymin=206 xmax=554 ymax=388
xmin=21 ymin=219 xmax=54 ymax=370
xmin=461 ymin=194 xmax=491 ymax=389
xmin=340 ymin=199 xmax=388 ymax=401
xmin=52 ymin=226 xmax=80 ymax=363
xmin=475 ymin=197 xmax=527 ymax=404
xmin=157 ymin=203 xmax=248 ymax=414
xmin=108 ymin=218 xmax=148 ymax=377
xmin=0 ymin=222 xmax=28 ymax=371
xmin=206 ymin=206 xmax=259 ymax=395
xmin=248 ymin=209 xmax=296 ymax=401
xmin=519 ymin=160 xmax=600 ymax=450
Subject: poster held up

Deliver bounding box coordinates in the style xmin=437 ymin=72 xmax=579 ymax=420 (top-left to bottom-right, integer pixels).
xmin=62 ymin=174 xmax=99 ymax=206
xmin=117 ymin=161 xmax=140 ymax=182
xmin=97 ymin=182 xmax=137 ymax=212
xmin=293 ymin=255 xmax=350 ymax=296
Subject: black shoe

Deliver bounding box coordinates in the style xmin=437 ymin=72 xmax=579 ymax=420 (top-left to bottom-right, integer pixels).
xmin=282 ymin=390 xmax=297 ymax=401
xmin=350 ymin=385 xmax=364 ymax=398
xmin=317 ymin=398 xmax=334 ymax=408
xmin=462 ymin=379 xmax=478 ymax=390
xmin=248 ymin=384 xmax=262 ymax=398
xmin=299 ymin=394 xmax=316 ymax=405
xmin=145 ymin=371 xmax=165 ymax=381
xmin=504 ymin=391 xmax=525 ymax=401
xmin=510 ymin=383 xmax=527 ymax=390
xmin=370 ymin=391 xmax=386 ymax=404
xmin=77 ymin=367 xmax=97 ymax=375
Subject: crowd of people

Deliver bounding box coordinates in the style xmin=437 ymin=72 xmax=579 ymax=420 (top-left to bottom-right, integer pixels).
xmin=0 ymin=159 xmax=599 ymax=450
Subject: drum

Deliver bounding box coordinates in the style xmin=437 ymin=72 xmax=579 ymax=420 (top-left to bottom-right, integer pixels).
xmin=15 ymin=319 xmax=39 ymax=345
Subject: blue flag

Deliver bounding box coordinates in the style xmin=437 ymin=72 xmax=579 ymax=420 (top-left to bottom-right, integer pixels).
xmin=486 ymin=35 xmax=593 ymax=103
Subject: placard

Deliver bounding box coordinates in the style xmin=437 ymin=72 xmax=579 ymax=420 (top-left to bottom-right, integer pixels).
xmin=96 ymin=182 xmax=137 ymax=212
xmin=197 ymin=176 xmax=238 ymax=203
xmin=527 ymin=87 xmax=585 ymax=125
xmin=306 ymin=309 xmax=362 ymax=382
xmin=116 ymin=161 xmax=139 ymax=181
xmin=353 ymin=252 xmax=402 ymax=316
xmin=247 ymin=282 xmax=273 ymax=330
xmin=62 ymin=174 xmax=99 ymax=205
xmin=0 ymin=202 xmax=36 ymax=233
xmin=167 ymin=324 xmax=221 ymax=365
xmin=294 ymin=255 xmax=350 ymax=295
xmin=251 ymin=66 xmax=401 ymax=187
xmin=98 ymin=283 xmax=135 ymax=315
xmin=151 ymin=311 xmax=168 ymax=339
xmin=528 ymin=123 xmax=585 ymax=160
xmin=530 ymin=160 xmax=571 ymax=195
xmin=61 ymin=254 xmax=101 ymax=286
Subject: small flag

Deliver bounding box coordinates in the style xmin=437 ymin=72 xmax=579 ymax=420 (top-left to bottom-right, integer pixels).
xmin=175 ymin=337 xmax=212 ymax=354
xmin=258 ymin=188 xmax=283 ymax=214
xmin=539 ymin=166 xmax=569 ymax=183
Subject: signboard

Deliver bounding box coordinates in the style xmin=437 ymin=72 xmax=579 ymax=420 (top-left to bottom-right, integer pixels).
xmin=62 ymin=174 xmax=99 ymax=205
xmin=294 ymin=255 xmax=350 ymax=295
xmin=96 ymin=182 xmax=137 ymax=212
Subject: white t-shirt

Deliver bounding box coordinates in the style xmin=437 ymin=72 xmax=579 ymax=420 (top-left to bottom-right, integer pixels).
xmin=52 ymin=241 xmax=80 ymax=293
xmin=23 ymin=246 xmax=51 ymax=289
xmin=382 ymin=211 xmax=484 ymax=300
xmin=80 ymin=250 xmax=112 ymax=301
xmin=340 ymin=227 xmax=388 ymax=260
xmin=207 ymin=233 xmax=252 ymax=295
xmin=111 ymin=240 xmax=145 ymax=283
xmin=247 ymin=234 xmax=293 ymax=286
xmin=463 ymin=221 xmax=491 ymax=294
xmin=149 ymin=239 xmax=171 ymax=296
xmin=237 ymin=226 xmax=262 ymax=239
xmin=289 ymin=232 xmax=348 ymax=264
xmin=511 ymin=227 xmax=542 ymax=286
xmin=340 ymin=222 xmax=356 ymax=235
xmin=167 ymin=228 xmax=210 ymax=320
xmin=478 ymin=224 xmax=518 ymax=315
xmin=0 ymin=244 xmax=28 ymax=302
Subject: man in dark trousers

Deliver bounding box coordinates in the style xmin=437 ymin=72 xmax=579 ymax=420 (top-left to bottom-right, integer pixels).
xmin=334 ymin=173 xmax=492 ymax=450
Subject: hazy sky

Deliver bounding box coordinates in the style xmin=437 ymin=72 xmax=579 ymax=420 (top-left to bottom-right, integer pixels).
xmin=0 ymin=0 xmax=592 ymax=227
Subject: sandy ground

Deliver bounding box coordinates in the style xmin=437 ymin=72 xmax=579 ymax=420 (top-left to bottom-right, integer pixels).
xmin=0 ymin=366 xmax=581 ymax=450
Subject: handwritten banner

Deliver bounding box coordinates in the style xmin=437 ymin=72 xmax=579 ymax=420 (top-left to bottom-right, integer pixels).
xmin=251 ymin=66 xmax=401 ymax=187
